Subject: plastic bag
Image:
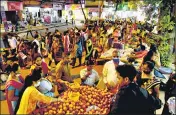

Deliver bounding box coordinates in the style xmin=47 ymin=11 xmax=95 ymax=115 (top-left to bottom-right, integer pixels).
xmin=86 ymin=105 xmax=100 ymax=112
xmin=167 ymin=97 xmax=175 ymax=114
xmin=69 ymin=82 xmax=80 ymax=89
xmin=73 ymin=78 xmax=81 ymax=85
xmin=68 ymin=92 xmax=80 ymax=102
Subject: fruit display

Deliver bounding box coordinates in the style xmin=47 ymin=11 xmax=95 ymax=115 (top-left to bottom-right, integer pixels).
xmin=32 ymin=85 xmax=114 ymax=114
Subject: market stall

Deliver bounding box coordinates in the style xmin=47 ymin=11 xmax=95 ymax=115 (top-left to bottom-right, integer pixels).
xmin=31 ymin=83 xmax=114 ymax=115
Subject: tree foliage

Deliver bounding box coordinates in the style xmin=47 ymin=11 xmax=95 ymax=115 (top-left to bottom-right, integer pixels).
xmin=142 ymin=0 xmax=175 ymax=67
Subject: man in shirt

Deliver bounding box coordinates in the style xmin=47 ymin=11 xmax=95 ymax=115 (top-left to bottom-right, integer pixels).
xmin=110 ymin=64 xmax=161 ymax=115
xmin=55 ymin=54 xmax=74 ymax=93
xmin=55 ymin=54 xmax=73 ymax=83
xmin=32 ymin=34 xmax=41 ymax=54
xmin=80 ymin=61 xmax=99 ymax=86
xmin=103 ymin=50 xmax=124 ymax=91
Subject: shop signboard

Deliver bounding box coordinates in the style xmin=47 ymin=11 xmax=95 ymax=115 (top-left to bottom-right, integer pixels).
xmin=65 ymin=4 xmax=83 ymax=10
xmin=41 ymin=2 xmax=52 ymax=8
xmin=23 ymin=1 xmax=41 ymax=7
xmin=85 ymin=0 xmax=101 ymax=7
xmin=1 ymin=6 xmax=7 ymax=22
xmin=7 ymin=2 xmax=23 ymax=11
xmin=88 ymin=8 xmax=99 ymax=12
xmin=53 ymin=3 xmax=64 ymax=10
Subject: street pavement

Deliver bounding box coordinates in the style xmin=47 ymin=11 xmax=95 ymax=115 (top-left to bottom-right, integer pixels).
xmin=17 ymin=22 xmax=84 ymax=40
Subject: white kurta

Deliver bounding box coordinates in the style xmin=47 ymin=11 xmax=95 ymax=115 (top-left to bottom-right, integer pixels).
xmin=103 ymin=60 xmax=124 ymax=87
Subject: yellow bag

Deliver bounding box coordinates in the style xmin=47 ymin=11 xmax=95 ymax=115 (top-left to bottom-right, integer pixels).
xmin=73 ymin=78 xmax=81 ymax=85
xmin=68 ymin=92 xmax=80 ymax=102
xmin=69 ymin=82 xmax=80 ymax=89
xmin=96 ymin=77 xmax=107 ymax=90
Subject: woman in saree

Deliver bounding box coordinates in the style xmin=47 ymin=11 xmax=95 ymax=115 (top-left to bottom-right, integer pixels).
xmin=15 ymin=69 xmax=62 ymax=114
xmin=30 ymin=55 xmax=50 ymax=77
xmin=85 ymin=36 xmax=93 ymax=64
xmin=91 ymin=27 xmax=98 ymax=46
xmin=5 ymin=64 xmax=24 ymax=115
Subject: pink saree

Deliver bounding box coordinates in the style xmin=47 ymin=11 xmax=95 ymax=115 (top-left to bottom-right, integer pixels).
xmin=64 ymin=35 xmax=70 ymax=54
xmin=41 ymin=61 xmax=49 ymax=75
xmin=5 ymin=75 xmax=24 ymax=115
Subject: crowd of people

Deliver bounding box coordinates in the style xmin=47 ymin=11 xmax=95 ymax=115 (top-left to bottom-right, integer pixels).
xmin=0 ymin=18 xmax=175 ymax=115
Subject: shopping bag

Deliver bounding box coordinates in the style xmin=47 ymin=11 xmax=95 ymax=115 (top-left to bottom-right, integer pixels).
xmin=68 ymin=92 xmax=80 ymax=102
xmin=96 ymin=77 xmax=107 ymax=90
xmin=69 ymin=82 xmax=80 ymax=89
xmin=73 ymin=78 xmax=81 ymax=85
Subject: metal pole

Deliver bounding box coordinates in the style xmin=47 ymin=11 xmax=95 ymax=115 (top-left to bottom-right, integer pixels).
xmin=98 ymin=0 xmax=100 ymax=26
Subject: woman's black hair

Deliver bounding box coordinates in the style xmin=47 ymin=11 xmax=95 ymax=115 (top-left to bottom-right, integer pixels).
xmin=34 ymin=44 xmax=38 ymax=53
xmin=10 ymin=64 xmax=19 ymax=73
xmin=85 ymin=60 xmax=94 ymax=66
xmin=150 ymin=44 xmax=157 ymax=53
xmin=55 ymin=29 xmax=58 ymax=33
xmin=55 ymin=35 xmax=62 ymax=39
xmin=47 ymin=32 xmax=51 ymax=37
xmin=76 ymin=32 xmax=80 ymax=37
xmin=14 ymin=69 xmax=42 ymax=114
xmin=143 ymin=50 xmax=155 ymax=64
xmin=141 ymin=45 xmax=146 ymax=51
xmin=92 ymin=27 xmax=96 ymax=32
xmin=34 ymin=34 xmax=39 ymax=39
xmin=108 ymin=34 xmax=112 ymax=38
